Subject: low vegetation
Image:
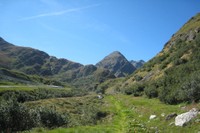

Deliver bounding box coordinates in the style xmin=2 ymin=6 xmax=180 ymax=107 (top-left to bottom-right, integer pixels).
xmin=24 ymin=94 xmax=200 ymax=133
xmin=0 ymin=100 xmax=68 ymax=132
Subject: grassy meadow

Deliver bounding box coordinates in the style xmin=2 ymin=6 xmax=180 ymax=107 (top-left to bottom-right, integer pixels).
xmin=18 ymin=92 xmax=200 ymax=133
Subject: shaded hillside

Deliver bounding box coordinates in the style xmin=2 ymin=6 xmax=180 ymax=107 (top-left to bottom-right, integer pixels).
xmin=54 ymin=64 xmax=115 ymax=90
xmin=0 ymin=68 xmax=65 ymax=86
xmin=0 ymin=38 xmax=115 ymax=89
xmin=120 ymin=13 xmax=200 ymax=104
xmin=0 ymin=38 xmax=82 ymax=76
xmin=96 ymin=51 xmax=136 ymax=77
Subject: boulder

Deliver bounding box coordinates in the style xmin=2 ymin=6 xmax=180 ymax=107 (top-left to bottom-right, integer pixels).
xmin=195 ymin=27 xmax=200 ymax=33
xmin=175 ymin=108 xmax=199 ymax=126
xmin=161 ymin=113 xmax=165 ymax=117
xmin=149 ymin=115 xmax=157 ymax=120
xmin=97 ymin=95 xmax=103 ymax=99
xmin=187 ymin=31 xmax=196 ymax=41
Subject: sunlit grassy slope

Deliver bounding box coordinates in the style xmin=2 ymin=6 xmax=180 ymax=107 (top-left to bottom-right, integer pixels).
xmin=26 ymin=94 xmax=200 ymax=133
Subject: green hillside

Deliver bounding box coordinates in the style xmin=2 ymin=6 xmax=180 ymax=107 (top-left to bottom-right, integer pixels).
xmin=0 ymin=38 xmax=115 ymax=89
xmin=118 ymin=13 xmax=200 ymax=104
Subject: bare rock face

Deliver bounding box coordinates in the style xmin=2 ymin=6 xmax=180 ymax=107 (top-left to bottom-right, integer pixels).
xmin=175 ymin=108 xmax=199 ymax=126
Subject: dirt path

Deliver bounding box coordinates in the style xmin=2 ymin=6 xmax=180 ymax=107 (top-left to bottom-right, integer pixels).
xmin=108 ymin=95 xmax=130 ymax=133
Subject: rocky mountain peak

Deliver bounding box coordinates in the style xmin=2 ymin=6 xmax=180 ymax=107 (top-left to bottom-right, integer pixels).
xmin=0 ymin=37 xmax=4 ymax=41
xmin=0 ymin=37 xmax=7 ymax=45
xmin=96 ymin=51 xmax=136 ymax=77
xmin=110 ymin=51 xmax=124 ymax=56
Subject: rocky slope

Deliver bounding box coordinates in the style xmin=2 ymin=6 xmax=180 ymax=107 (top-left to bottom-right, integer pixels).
xmin=96 ymin=51 xmax=136 ymax=77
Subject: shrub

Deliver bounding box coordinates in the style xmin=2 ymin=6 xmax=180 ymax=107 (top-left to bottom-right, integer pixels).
xmin=37 ymin=106 xmax=68 ymax=128
xmin=124 ymin=83 xmax=145 ymax=96
xmin=144 ymin=86 xmax=158 ymax=98
xmin=180 ymin=73 xmax=200 ymax=103
xmin=134 ymin=75 xmax=143 ymax=81
xmin=0 ymin=100 xmax=39 ymax=132
xmin=0 ymin=100 xmax=68 ymax=132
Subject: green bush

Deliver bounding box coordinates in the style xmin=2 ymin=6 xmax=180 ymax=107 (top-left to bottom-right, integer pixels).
xmin=180 ymin=73 xmax=200 ymax=103
xmin=124 ymin=83 xmax=144 ymax=96
xmin=76 ymin=102 xmax=106 ymax=126
xmin=158 ymin=86 xmax=180 ymax=104
xmin=144 ymin=86 xmax=158 ymax=98
xmin=134 ymin=75 xmax=143 ymax=81
xmin=0 ymin=100 xmax=68 ymax=132
xmin=38 ymin=107 xmax=68 ymax=128
xmin=0 ymin=100 xmax=39 ymax=132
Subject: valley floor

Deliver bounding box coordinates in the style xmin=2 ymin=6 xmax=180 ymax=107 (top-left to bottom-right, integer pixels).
xmin=26 ymin=94 xmax=200 ymax=133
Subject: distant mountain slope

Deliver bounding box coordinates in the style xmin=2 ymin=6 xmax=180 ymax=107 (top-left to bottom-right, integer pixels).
xmin=121 ymin=13 xmax=200 ymax=104
xmin=0 ymin=38 xmax=82 ymax=76
xmin=96 ymin=51 xmax=136 ymax=77
xmin=0 ymin=37 xmax=115 ymax=89
xmin=130 ymin=60 xmax=145 ymax=69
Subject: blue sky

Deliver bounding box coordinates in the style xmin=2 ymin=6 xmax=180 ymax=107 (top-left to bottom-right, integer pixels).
xmin=0 ymin=0 xmax=200 ymax=65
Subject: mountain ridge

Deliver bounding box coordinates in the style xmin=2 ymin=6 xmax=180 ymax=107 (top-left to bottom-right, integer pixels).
xmin=0 ymin=39 xmax=143 ymax=89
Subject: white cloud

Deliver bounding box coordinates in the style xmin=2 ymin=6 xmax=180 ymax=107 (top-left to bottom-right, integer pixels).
xmin=18 ymin=4 xmax=101 ymax=21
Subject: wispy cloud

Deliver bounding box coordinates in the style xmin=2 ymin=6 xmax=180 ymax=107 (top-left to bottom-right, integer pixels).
xmin=18 ymin=4 xmax=101 ymax=21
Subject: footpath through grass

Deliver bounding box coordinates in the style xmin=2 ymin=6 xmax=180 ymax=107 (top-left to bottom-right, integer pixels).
xmin=27 ymin=94 xmax=200 ymax=133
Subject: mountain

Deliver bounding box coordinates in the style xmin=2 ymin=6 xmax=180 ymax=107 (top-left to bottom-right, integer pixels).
xmin=120 ymin=13 xmax=200 ymax=104
xmin=0 ymin=38 xmax=83 ymax=76
xmin=96 ymin=51 xmax=136 ymax=77
xmin=0 ymin=38 xmax=115 ymax=89
xmin=130 ymin=60 xmax=145 ymax=69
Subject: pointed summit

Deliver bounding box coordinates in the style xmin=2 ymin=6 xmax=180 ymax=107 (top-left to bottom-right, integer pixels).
xmin=96 ymin=51 xmax=136 ymax=77
xmin=109 ymin=51 xmax=124 ymax=56
xmin=0 ymin=37 xmax=13 ymax=46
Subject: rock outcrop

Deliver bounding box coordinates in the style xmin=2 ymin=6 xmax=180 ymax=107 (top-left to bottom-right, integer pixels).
xmin=175 ymin=108 xmax=199 ymax=126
